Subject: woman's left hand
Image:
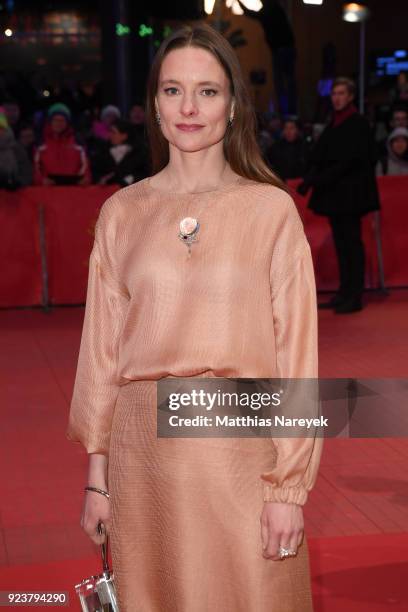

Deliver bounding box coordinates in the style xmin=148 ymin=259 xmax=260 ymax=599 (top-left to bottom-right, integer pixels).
xmin=260 ymin=501 xmax=304 ymax=560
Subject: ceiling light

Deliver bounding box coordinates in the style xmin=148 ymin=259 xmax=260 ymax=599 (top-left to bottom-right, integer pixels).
xmin=342 ymin=3 xmax=370 ymax=23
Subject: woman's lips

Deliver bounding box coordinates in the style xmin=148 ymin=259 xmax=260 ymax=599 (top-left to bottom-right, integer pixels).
xmin=176 ymin=124 xmax=204 ymax=132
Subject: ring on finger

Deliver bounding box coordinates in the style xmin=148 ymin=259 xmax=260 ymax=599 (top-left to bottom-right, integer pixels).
xmin=278 ymin=546 xmax=297 ymax=559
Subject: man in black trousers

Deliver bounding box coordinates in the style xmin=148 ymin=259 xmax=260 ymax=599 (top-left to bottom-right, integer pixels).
xmin=298 ymin=77 xmax=380 ymax=314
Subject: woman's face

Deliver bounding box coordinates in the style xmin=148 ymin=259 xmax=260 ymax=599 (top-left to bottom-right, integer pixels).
xmin=130 ymin=105 xmax=145 ymax=125
xmin=103 ymin=112 xmax=118 ymax=126
xmin=51 ymin=114 xmax=68 ymax=134
xmin=397 ymin=72 xmax=408 ymax=87
xmin=109 ymin=126 xmax=128 ymax=146
xmin=155 ymin=46 xmax=233 ymax=153
xmin=19 ymin=127 xmax=35 ymax=148
xmin=282 ymin=121 xmax=299 ymax=143
xmin=391 ymin=136 xmax=408 ymax=157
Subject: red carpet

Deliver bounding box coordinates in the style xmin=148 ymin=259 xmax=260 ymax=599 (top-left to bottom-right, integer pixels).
xmin=1 ymin=535 xmax=407 ymax=611
xmin=1 ymin=289 xmax=408 ymax=610
xmin=0 ymin=557 xmax=97 ymax=610
xmin=309 ymin=533 xmax=408 ymax=611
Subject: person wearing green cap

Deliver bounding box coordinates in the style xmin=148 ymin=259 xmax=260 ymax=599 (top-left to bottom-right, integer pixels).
xmin=33 ymin=103 xmax=91 ymax=185
xmin=47 ymin=102 xmax=72 ymax=122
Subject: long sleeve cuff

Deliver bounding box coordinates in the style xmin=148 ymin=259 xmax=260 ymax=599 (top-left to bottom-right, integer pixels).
xmin=261 ymin=436 xmax=324 ymax=506
xmin=263 ymin=483 xmax=309 ymax=506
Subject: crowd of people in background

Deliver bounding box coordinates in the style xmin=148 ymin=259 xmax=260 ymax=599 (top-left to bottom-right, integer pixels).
xmin=0 ymin=90 xmax=150 ymax=190
xmin=0 ymin=72 xmax=408 ymax=191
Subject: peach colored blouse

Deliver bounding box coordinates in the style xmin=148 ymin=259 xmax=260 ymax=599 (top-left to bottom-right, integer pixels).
xmin=66 ymin=175 xmax=323 ymax=506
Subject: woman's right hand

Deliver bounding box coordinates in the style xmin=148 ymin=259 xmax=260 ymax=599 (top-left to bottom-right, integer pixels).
xmin=82 ymin=453 xmax=110 ymax=544
xmin=81 ymin=489 xmax=111 ymax=545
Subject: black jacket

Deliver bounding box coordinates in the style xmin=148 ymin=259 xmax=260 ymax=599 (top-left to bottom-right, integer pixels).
xmin=266 ymin=139 xmax=310 ymax=181
xmin=303 ymin=113 xmax=380 ymax=216
xmin=92 ymin=129 xmax=149 ymax=186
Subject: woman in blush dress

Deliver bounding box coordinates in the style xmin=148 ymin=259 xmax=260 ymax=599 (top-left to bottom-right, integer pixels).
xmin=66 ymin=22 xmax=323 ymax=612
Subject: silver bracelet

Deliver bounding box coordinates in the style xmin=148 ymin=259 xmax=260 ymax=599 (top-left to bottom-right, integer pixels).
xmin=84 ymin=485 xmax=110 ymax=499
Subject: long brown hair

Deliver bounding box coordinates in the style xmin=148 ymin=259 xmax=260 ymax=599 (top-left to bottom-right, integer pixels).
xmin=145 ymin=21 xmax=286 ymax=191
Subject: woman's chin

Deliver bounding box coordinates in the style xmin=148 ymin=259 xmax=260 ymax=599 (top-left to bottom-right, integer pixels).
xmin=168 ymin=135 xmax=225 ymax=153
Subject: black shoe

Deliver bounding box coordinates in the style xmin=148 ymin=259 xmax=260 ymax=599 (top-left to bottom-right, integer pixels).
xmin=334 ymin=296 xmax=363 ymax=314
xmin=318 ymin=293 xmax=345 ymax=309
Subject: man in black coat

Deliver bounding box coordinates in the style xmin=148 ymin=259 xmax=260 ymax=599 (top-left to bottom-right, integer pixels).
xmin=298 ymin=77 xmax=380 ymax=313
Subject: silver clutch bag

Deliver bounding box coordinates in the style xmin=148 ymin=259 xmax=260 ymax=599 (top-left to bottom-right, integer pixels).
xmin=75 ymin=522 xmax=119 ymax=611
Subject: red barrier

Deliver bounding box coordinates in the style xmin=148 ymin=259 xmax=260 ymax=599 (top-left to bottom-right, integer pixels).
xmin=374 ymin=176 xmax=408 ymax=288
xmin=289 ymin=179 xmax=381 ymax=291
xmin=0 ymin=186 xmax=118 ymax=307
xmin=1 ymin=178 xmax=407 ymax=307
xmin=0 ymin=190 xmax=42 ymax=307
xmin=35 ymin=186 xmax=118 ymax=304
xmin=289 ymin=176 xmax=408 ymax=291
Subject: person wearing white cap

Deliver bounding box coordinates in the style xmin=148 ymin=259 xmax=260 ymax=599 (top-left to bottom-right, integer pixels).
xmin=92 ymin=105 xmax=121 ymax=141
xmin=376 ymin=127 xmax=408 ymax=176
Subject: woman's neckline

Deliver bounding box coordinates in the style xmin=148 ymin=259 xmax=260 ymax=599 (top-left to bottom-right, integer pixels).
xmin=144 ymin=173 xmax=246 ymax=196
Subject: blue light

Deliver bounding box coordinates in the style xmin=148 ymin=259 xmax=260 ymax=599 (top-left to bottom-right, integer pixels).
xmin=394 ymin=50 xmax=407 ymax=58
xmin=387 ymin=61 xmax=408 ymax=75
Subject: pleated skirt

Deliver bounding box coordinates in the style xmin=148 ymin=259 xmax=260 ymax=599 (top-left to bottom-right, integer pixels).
xmin=107 ymin=373 xmax=314 ymax=612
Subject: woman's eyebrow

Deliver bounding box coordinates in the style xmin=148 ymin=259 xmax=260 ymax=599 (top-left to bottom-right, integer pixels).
xmin=160 ymin=79 xmax=221 ymax=87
